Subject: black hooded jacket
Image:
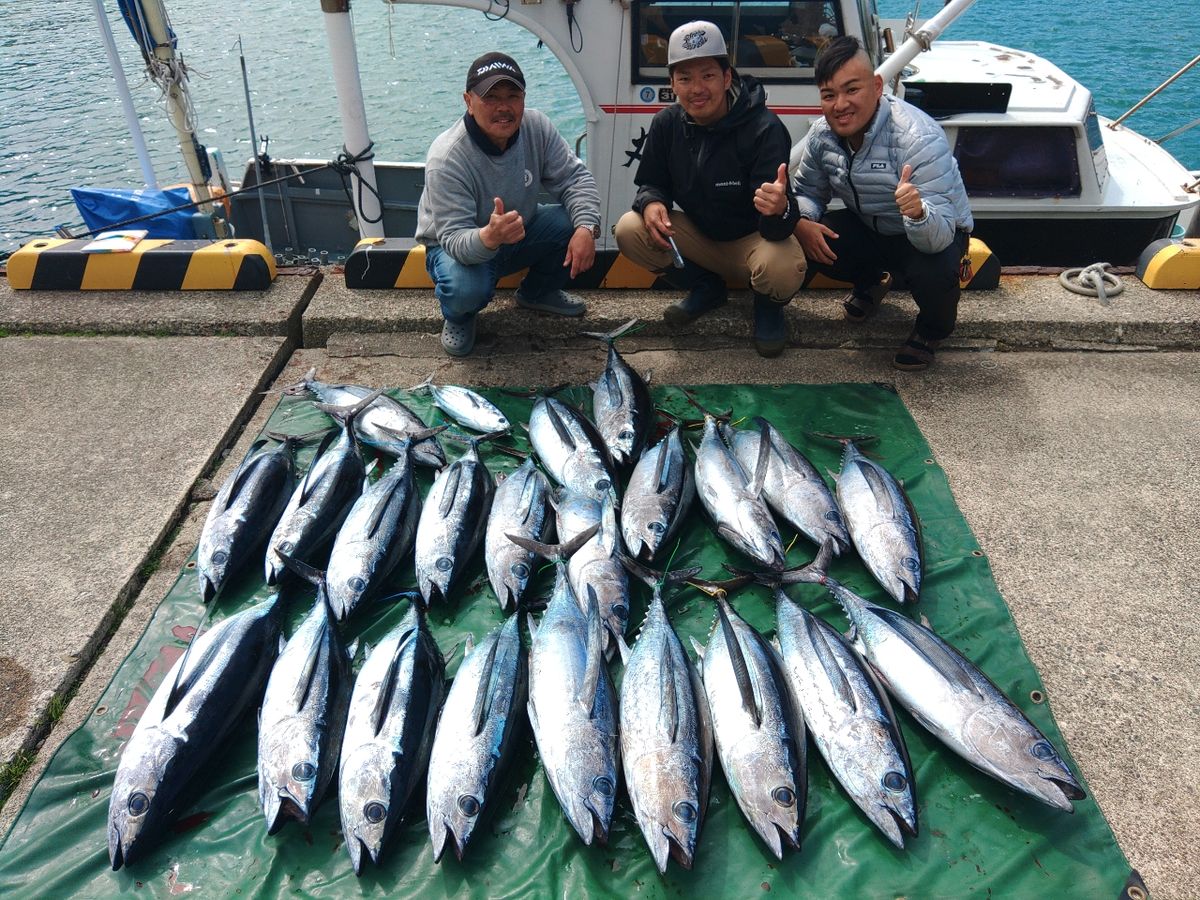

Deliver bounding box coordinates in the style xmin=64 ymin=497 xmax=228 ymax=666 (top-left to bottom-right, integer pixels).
xmin=632 ymin=73 xmax=800 ymax=242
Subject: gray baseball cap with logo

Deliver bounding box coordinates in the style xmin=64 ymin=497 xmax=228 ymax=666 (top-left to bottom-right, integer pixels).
xmin=667 ymin=21 xmax=729 ymax=67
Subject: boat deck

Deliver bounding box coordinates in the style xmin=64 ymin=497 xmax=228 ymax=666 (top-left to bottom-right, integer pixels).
xmin=0 ymin=270 xmax=1197 ymax=896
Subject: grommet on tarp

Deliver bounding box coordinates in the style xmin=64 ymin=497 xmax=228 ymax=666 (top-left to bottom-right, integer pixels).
xmin=1121 ymin=869 xmax=1149 ymax=900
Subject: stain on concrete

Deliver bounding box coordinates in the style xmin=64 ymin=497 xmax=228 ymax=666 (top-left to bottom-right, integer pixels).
xmin=0 ymin=657 xmax=32 ymax=737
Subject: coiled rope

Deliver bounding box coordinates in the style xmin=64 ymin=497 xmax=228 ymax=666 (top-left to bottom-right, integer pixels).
xmin=1058 ymin=262 xmax=1124 ymax=305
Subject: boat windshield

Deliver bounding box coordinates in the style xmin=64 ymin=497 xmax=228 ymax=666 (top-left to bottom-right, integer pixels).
xmin=633 ymin=1 xmax=845 ymax=83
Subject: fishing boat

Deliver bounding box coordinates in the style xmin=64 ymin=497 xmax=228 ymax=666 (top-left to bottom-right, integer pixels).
xmin=212 ymin=0 xmax=1198 ymax=269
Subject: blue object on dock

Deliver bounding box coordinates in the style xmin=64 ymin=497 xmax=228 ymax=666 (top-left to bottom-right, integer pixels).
xmin=71 ymin=186 xmax=196 ymax=239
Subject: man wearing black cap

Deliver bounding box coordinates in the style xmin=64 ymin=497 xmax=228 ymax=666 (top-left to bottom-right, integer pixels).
xmin=614 ymin=21 xmax=806 ymax=357
xmin=415 ymin=52 xmax=602 ymax=357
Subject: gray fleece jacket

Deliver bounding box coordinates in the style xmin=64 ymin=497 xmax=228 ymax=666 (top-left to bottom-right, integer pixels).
xmin=793 ymin=94 xmax=973 ymax=254
xmin=415 ymin=108 xmax=601 ymax=265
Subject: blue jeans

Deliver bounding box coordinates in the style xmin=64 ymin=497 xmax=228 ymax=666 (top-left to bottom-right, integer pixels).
xmin=425 ymin=204 xmax=574 ymax=323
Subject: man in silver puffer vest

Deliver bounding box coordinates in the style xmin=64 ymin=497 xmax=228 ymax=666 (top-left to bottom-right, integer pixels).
xmin=791 ymin=36 xmax=973 ymax=371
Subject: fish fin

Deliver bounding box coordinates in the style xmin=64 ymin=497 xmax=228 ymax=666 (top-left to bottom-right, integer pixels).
xmin=515 ymin=466 xmax=540 ymax=525
xmin=293 ymin=616 xmax=331 ymax=713
xmin=162 ymin=613 xmax=213 ymax=717
xmin=651 ymin=437 xmax=673 ymax=495
xmin=688 ymin=636 xmax=705 ymax=661
xmin=858 ymin=462 xmax=900 ymax=520
xmin=716 ymin=598 xmax=761 ymax=728
xmin=408 ymin=373 xmax=435 ymax=393
xmin=507 ymin=522 xmax=598 ymax=562
xmin=545 ymin=401 xmax=577 ymax=450
xmin=217 ymin=440 xmax=270 ymax=511
xmin=596 ymin=496 xmax=619 ymax=558
xmin=748 ymin=418 xmax=772 ymax=499
xmin=365 ymin=475 xmax=408 ymax=539
xmin=470 ymin=635 xmax=502 ymax=738
xmin=659 ymin=639 xmax=680 ymax=743
xmin=526 ymin=612 xmax=539 ymax=641
xmin=577 ymin=589 xmax=604 ymax=719
xmin=371 ymin=626 xmax=416 ymax=737
xmin=804 ymin=611 xmax=857 ymax=712
xmin=464 ymin=633 xmax=476 ymax=659
xmin=437 ymin=463 xmax=463 ymax=519
xmin=276 ymin=551 xmax=325 ymax=588
xmin=298 ymin=429 xmax=340 ymax=502
xmin=875 ymin=608 xmax=984 ymax=698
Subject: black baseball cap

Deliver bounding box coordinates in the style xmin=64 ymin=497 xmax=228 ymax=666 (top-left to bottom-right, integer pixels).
xmin=466 ymin=52 xmax=526 ymax=96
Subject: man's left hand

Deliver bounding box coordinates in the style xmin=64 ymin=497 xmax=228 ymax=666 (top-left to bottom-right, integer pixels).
xmin=564 ymin=226 xmax=596 ymax=279
xmin=754 ymin=163 xmax=790 ymax=217
xmin=894 ymin=164 xmax=924 ymax=219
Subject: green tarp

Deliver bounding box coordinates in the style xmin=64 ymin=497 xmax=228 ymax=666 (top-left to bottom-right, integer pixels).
xmin=0 ymin=383 xmax=1133 ymax=897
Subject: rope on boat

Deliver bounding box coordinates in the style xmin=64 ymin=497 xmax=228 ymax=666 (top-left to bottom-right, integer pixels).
xmin=1058 ymin=262 xmax=1124 ymax=305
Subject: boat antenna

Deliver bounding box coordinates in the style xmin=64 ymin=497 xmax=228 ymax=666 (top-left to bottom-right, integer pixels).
xmin=236 ymin=35 xmax=273 ymax=253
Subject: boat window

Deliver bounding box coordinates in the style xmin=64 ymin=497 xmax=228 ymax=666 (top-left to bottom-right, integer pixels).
xmin=632 ymin=1 xmax=845 ymax=84
xmin=953 ymin=126 xmax=1081 ymax=198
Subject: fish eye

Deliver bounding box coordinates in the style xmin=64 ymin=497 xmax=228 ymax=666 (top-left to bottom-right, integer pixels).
xmin=902 ymin=557 xmax=920 ymax=572
xmin=457 ymin=794 xmax=481 ymax=817
xmin=1031 ymin=740 xmax=1055 ymax=760
xmin=127 ymin=792 xmax=150 ymax=816
xmin=211 ymin=550 xmax=228 ymax=565
xmin=593 ymin=775 xmax=614 ymax=797
xmin=594 ymin=479 xmax=611 ymax=493
xmin=436 ymin=557 xmax=453 ymax=572
xmin=672 ymin=800 xmax=697 ymax=824
xmin=882 ymin=771 xmax=908 ymax=792
xmin=648 ymin=521 xmax=666 ymax=534
xmin=364 ymin=801 xmax=387 ymax=824
xmin=823 ymin=510 xmax=843 ymax=524
xmin=348 ymin=576 xmax=366 ymax=593
xmin=618 ymin=429 xmax=635 ymax=442
xmin=278 ymin=541 xmax=294 ymax=553
xmin=511 ymin=562 xmax=529 ymax=579
xmin=772 ymin=786 xmax=795 ymax=807
xmin=292 ymin=762 xmax=316 ymax=780
xmin=613 ymin=604 xmax=628 ymax=621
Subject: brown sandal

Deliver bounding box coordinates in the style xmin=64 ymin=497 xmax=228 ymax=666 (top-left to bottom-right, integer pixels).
xmin=842 ymin=272 xmax=893 ymax=322
xmin=893 ymin=333 xmax=940 ymax=371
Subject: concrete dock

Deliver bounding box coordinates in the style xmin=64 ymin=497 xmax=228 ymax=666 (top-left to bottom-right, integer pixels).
xmin=0 ymin=268 xmax=1197 ymax=896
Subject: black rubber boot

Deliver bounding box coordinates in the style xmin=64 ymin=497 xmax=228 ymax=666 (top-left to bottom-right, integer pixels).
xmin=661 ymin=262 xmax=728 ymax=326
xmin=753 ymin=292 xmax=788 ymax=358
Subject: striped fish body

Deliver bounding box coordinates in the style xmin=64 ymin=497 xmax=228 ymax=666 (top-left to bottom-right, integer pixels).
xmin=485 ymin=458 xmax=551 ymax=612
xmin=339 ymin=605 xmax=446 ymax=874
xmin=591 ymin=343 xmax=655 ymax=468
xmin=529 ymin=396 xmax=619 ymax=508
xmin=556 ymin=490 xmax=631 ymax=657
xmin=835 ymin=442 xmax=922 ymax=604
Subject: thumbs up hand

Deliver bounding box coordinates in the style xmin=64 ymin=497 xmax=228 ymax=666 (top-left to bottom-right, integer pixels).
xmin=481 ymin=196 xmax=526 ymax=249
xmin=754 ymin=163 xmax=791 ymax=217
xmin=894 ymin=164 xmax=924 ymax=219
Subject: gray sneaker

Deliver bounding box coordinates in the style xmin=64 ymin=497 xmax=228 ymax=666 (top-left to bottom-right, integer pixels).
xmin=440 ymin=315 xmax=476 ymax=357
xmin=515 ymin=289 xmax=587 ymax=317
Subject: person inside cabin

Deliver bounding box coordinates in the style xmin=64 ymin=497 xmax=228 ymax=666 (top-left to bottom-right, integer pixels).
xmin=614 ymin=21 xmax=807 ymax=358
xmin=785 ymin=35 xmax=973 ymax=371
xmin=415 ymin=52 xmax=602 ymax=357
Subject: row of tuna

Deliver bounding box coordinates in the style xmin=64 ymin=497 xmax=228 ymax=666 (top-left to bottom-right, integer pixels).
xmin=108 ymin=337 xmax=1082 ymax=875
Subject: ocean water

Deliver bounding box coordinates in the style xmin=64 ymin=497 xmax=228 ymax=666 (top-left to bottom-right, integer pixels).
xmin=1 ymin=0 xmax=1196 ymax=255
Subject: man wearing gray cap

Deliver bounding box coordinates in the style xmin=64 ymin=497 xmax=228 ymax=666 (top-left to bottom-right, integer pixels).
xmin=416 ymin=52 xmax=602 ymax=357
xmin=614 ymin=21 xmax=806 ymax=357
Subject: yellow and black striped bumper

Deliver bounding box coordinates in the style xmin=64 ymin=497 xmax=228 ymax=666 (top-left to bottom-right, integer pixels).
xmin=7 ymin=238 xmax=276 ymax=290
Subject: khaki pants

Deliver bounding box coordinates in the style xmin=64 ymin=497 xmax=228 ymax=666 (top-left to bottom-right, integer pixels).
xmin=614 ymin=210 xmax=807 ymax=302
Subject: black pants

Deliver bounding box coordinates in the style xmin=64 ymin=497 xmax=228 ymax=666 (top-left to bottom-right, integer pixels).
xmin=806 ymin=209 xmax=969 ymax=341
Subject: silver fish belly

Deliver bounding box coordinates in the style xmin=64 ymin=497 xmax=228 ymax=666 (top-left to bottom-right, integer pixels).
xmin=529 ymin=396 xmax=619 ymax=508
xmin=526 ymin=562 xmax=620 ymax=846
xmin=427 ymin=381 xmax=511 ymax=435
xmin=774 ymin=590 xmax=917 ymax=848
xmin=694 ymin=415 xmax=785 ymax=570
xmin=426 ymin=613 xmax=527 ymax=863
xmin=620 ymin=426 xmax=695 ymax=562
xmin=835 ymin=442 xmax=922 ymax=604
xmin=197 ymin=437 xmax=295 ymax=603
xmin=257 ymin=594 xmax=353 ymax=834
xmin=325 ymin=450 xmax=421 ymax=621
xmin=730 ymin=419 xmax=850 ymax=556
xmin=832 ymin=580 xmax=1085 ymax=811
xmin=697 ymin=595 xmax=805 ymax=859
xmin=339 ymin=604 xmax=446 ymax=874
xmin=108 ymin=597 xmax=281 ymax=870
xmin=556 ymin=490 xmax=631 ymax=657
xmin=414 ymin=442 xmax=495 ymax=606
xmin=620 ymin=591 xmax=713 ymax=873
xmin=485 ymin=458 xmax=550 ymax=612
